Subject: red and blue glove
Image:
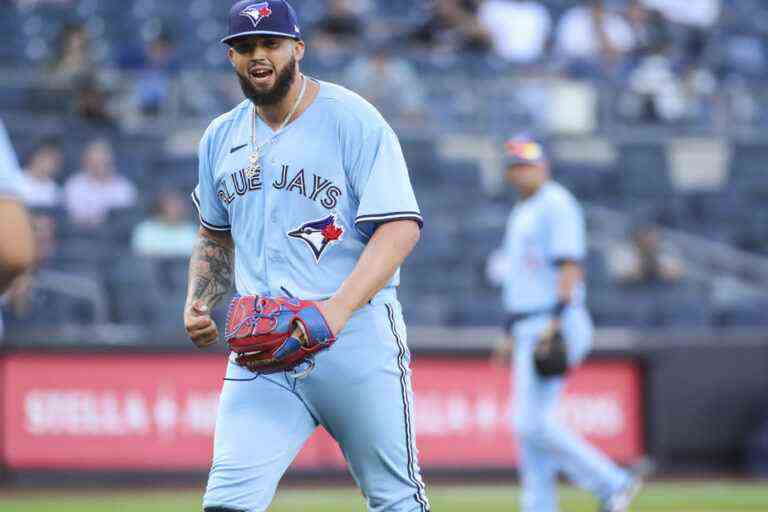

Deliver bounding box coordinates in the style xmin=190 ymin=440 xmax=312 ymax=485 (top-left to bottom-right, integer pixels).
xmin=224 ymin=295 xmax=336 ymax=374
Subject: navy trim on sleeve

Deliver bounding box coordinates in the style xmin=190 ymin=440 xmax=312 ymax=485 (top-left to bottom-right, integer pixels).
xmin=355 ymin=211 xmax=424 ymax=229
xmin=551 ymin=257 xmax=582 ymax=267
xmin=190 ymin=191 xmax=231 ymax=231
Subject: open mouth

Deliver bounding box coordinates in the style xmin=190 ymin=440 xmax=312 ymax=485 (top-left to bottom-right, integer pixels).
xmin=249 ymin=68 xmax=274 ymax=82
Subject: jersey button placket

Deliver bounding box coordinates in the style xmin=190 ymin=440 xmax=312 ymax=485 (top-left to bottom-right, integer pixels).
xmin=264 ymin=156 xmax=285 ymax=295
xmin=262 ymin=153 xmax=273 ymax=292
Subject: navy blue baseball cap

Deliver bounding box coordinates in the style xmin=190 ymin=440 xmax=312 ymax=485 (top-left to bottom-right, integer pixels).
xmin=504 ymin=135 xmax=547 ymax=167
xmin=222 ymin=0 xmax=302 ymax=45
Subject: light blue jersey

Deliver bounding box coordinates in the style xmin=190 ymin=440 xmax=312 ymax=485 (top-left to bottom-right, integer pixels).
xmin=192 ymin=79 xmax=422 ymax=301
xmin=196 ymin=79 xmax=430 ymax=512
xmin=502 ymin=181 xmax=585 ymax=313
xmin=0 ymin=118 xmax=22 ymax=199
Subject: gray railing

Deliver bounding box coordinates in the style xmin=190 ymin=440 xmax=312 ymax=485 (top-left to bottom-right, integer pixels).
xmin=588 ymin=205 xmax=768 ymax=292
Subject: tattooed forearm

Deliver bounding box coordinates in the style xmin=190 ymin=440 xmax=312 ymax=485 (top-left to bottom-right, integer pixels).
xmin=187 ymin=234 xmax=234 ymax=309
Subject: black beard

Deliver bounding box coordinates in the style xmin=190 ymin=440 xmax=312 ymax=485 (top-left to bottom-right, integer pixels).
xmin=236 ymin=57 xmax=297 ymax=106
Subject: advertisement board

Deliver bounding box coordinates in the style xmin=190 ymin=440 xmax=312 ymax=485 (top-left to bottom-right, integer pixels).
xmin=1 ymin=353 xmax=642 ymax=471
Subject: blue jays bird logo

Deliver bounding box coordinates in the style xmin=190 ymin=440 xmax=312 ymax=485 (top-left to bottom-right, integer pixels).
xmin=288 ymin=215 xmax=344 ymax=263
xmin=240 ymin=2 xmax=273 ymax=27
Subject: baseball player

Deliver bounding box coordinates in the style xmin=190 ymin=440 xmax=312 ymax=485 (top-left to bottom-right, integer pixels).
xmin=0 ymin=117 xmax=35 ymax=295
xmin=183 ymin=2 xmax=428 ymax=511
xmin=491 ymin=136 xmax=641 ymax=512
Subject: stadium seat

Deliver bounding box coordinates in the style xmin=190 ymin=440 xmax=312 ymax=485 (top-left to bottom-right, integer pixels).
xmin=106 ymin=256 xmax=166 ymax=325
xmin=729 ymin=143 xmax=768 ymax=189
xmin=714 ymin=298 xmax=768 ymax=327
xmin=588 ymin=288 xmax=657 ymax=327
xmin=398 ymin=291 xmax=449 ymax=326
xmin=585 ymin=250 xmax=610 ymax=287
xmin=154 ymin=257 xmax=190 ymax=294
xmin=105 ymin=208 xmax=148 ymax=246
xmin=653 ymin=287 xmax=713 ymax=327
xmin=552 ymin=163 xmax=608 ymax=201
xmin=617 ymin=143 xmax=673 ymax=198
xmin=446 ymin=290 xmax=505 ymax=327
xmin=4 ymin=286 xmax=96 ymax=332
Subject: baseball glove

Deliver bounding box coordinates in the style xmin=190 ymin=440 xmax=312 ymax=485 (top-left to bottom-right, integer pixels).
xmin=533 ymin=328 xmax=568 ymax=377
xmin=224 ymin=295 xmax=336 ymax=374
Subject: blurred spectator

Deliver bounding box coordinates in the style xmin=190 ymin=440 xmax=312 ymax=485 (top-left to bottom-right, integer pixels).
xmin=132 ymin=190 xmax=197 ymax=258
xmin=120 ymin=32 xmax=179 ymax=116
xmin=409 ymin=0 xmax=491 ymax=56
xmin=641 ymin=0 xmax=719 ymax=66
xmin=626 ymin=0 xmax=671 ymax=59
xmin=608 ymin=223 xmax=684 ymax=286
xmin=311 ymin=0 xmax=367 ymax=67
xmin=73 ymin=75 xmax=116 ymax=129
xmin=624 ymin=0 xmax=717 ymax=123
xmin=343 ymin=45 xmax=426 ymax=120
xmin=19 ymin=139 xmax=63 ymax=209
xmin=640 ymin=0 xmax=720 ymax=29
xmin=623 ymin=44 xmax=686 ymax=122
xmin=478 ymin=0 xmax=552 ymax=64
xmin=555 ymin=0 xmax=634 ymax=73
xmin=63 ymin=139 xmax=137 ymax=228
xmin=137 ymin=33 xmax=178 ymax=116
xmin=678 ymin=60 xmax=718 ymax=120
xmin=622 ymin=40 xmax=716 ymax=123
xmin=48 ymin=23 xmax=93 ymax=84
xmin=315 ymin=0 xmax=365 ymax=45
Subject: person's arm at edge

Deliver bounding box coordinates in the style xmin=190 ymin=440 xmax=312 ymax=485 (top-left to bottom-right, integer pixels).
xmin=319 ymin=219 xmax=421 ymax=335
xmin=0 ymin=198 xmax=35 ymax=293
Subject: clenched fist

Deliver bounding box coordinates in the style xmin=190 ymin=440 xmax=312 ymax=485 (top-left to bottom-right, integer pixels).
xmin=184 ymin=299 xmax=219 ymax=348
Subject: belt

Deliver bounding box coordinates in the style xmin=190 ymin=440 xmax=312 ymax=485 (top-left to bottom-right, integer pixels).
xmin=503 ymin=307 xmax=554 ymax=331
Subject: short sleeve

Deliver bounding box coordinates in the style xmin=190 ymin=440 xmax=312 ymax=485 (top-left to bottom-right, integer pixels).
xmin=0 ymin=119 xmax=22 ymax=199
xmin=191 ymin=126 xmax=230 ymax=231
xmin=547 ymin=193 xmax=585 ymax=263
xmin=351 ymin=125 xmax=422 ymax=238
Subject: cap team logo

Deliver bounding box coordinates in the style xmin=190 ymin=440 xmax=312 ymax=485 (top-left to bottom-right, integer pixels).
xmin=288 ymin=215 xmax=344 ymax=263
xmin=505 ymin=140 xmax=543 ymax=161
xmin=240 ymin=2 xmax=273 ymax=27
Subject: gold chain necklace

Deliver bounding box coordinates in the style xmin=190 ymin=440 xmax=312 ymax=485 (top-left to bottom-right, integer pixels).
xmin=246 ymin=74 xmax=307 ymax=178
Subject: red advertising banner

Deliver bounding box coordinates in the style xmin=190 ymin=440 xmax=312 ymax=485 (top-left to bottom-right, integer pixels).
xmin=1 ymin=353 xmax=642 ymax=471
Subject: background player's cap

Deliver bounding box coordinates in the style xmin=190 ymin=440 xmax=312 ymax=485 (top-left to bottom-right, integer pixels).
xmin=222 ymin=0 xmax=302 ymax=46
xmin=504 ymin=135 xmax=547 ymax=167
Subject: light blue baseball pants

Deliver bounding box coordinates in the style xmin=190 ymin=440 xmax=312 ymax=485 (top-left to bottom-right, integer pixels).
xmin=203 ymin=300 xmax=429 ymax=512
xmin=512 ymin=307 xmax=630 ymax=512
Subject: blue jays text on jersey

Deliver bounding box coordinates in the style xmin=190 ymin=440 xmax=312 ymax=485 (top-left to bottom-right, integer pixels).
xmin=192 ymin=79 xmax=423 ymax=301
xmin=215 ymin=164 xmax=343 ymax=211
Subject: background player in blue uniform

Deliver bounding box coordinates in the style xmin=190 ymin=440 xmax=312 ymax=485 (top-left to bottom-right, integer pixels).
xmin=492 ymin=136 xmax=641 ymax=512
xmin=0 ymin=117 xmax=35 ymax=294
xmin=183 ymin=2 xmax=428 ymax=511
